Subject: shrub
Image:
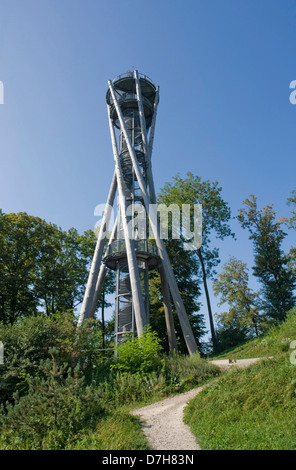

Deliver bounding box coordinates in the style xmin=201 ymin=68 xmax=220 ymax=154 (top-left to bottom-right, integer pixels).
xmin=111 ymin=326 xmax=163 ymax=375
xmin=0 ymin=349 xmax=104 ymax=450
xmin=0 ymin=312 xmax=102 ymax=405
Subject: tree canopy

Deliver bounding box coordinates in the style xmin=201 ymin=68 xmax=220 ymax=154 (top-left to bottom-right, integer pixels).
xmin=0 ymin=211 xmax=109 ymax=323
xmin=238 ymin=195 xmax=296 ymax=323
xmin=213 ymin=256 xmax=263 ymax=339
xmin=156 ymin=172 xmax=235 ymax=353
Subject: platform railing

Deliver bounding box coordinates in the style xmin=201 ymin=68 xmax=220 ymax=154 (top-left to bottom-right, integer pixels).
xmin=112 ymin=71 xmax=155 ymax=86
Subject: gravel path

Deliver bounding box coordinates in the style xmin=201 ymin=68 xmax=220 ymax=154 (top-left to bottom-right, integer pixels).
xmin=131 ymin=386 xmax=205 ymax=450
xmin=131 ymin=357 xmax=269 ymax=450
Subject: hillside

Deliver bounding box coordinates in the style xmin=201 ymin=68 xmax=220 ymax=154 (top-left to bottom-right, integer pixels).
xmin=212 ymin=309 xmax=296 ymax=361
xmin=183 ymin=308 xmax=296 ymax=450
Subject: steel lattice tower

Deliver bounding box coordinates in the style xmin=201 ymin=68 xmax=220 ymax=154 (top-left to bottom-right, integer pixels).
xmin=78 ymin=70 xmax=198 ymax=355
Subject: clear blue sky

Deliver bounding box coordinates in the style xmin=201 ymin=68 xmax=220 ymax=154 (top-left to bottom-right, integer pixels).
xmin=0 ymin=0 xmax=295 ymax=335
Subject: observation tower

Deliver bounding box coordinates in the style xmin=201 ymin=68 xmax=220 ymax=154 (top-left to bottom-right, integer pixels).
xmin=78 ymin=70 xmax=198 ymax=355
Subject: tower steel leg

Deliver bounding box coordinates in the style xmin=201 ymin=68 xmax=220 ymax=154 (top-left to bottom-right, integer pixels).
xmin=146 ymin=87 xmax=159 ymax=205
xmin=134 ymin=70 xmax=148 ymax=156
xmin=134 ymin=71 xmax=158 ymax=206
xmin=88 ymin=215 xmax=118 ymax=319
xmin=77 ymin=171 xmax=117 ymax=327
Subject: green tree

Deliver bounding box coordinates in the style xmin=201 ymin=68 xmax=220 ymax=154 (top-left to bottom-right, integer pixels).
xmin=238 ymin=195 xmax=295 ymax=322
xmin=214 ymin=322 xmax=250 ymax=352
xmin=287 ymin=189 xmax=296 ymax=230
xmin=34 ymin=226 xmax=92 ymax=315
xmin=80 ymin=228 xmax=116 ymax=348
xmin=156 ymin=172 xmax=234 ymax=352
xmin=213 ymin=257 xmax=263 ymax=339
xmin=0 ymin=212 xmax=47 ymax=323
xmin=287 ymin=189 xmax=296 ymax=273
xmin=0 ymin=211 xmax=113 ymax=323
xmin=95 ymin=270 xmax=115 ymax=350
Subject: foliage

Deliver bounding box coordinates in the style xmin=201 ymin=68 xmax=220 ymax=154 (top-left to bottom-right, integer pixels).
xmin=158 ymin=172 xmax=235 ymax=277
xmin=214 ymin=323 xmax=250 ymax=353
xmin=238 ymin=195 xmax=296 ymax=322
xmin=155 ymin=172 xmax=234 ymax=354
xmin=287 ymin=188 xmax=296 ymax=230
xmin=287 ymin=189 xmax=296 ymax=275
xmin=0 ymin=212 xmax=46 ymax=322
xmin=213 ymin=307 xmax=296 ymax=360
xmin=160 ymin=352 xmax=220 ymax=393
xmin=0 ymin=313 xmax=222 ymax=450
xmin=111 ymin=327 xmax=163 ymax=375
xmin=0 ymin=350 xmax=105 ymax=450
xmin=65 ymin=411 xmax=151 ymax=450
xmin=0 ymin=211 xmax=115 ymax=323
xmin=213 ymin=257 xmax=264 ymax=341
xmin=2 ymin=189 xmax=296 ymax=449
xmin=0 ymin=312 xmax=102 ymax=406
xmin=33 ymin=226 xmax=92 ymax=315
xmin=91 ymin=351 xmax=220 ymax=407
xmin=148 ymin=244 xmax=205 ymax=354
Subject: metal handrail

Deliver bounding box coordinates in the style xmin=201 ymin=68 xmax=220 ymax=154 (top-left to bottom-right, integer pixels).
xmin=112 ymin=71 xmax=155 ymax=87
xmin=117 ymin=92 xmax=153 ymax=108
xmin=105 ymin=239 xmax=158 ymax=257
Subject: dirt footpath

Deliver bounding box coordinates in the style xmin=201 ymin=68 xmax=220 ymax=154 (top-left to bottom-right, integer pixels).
xmin=131 ymin=357 xmax=269 ymax=450
xmin=209 ymin=357 xmax=269 ymax=369
xmin=131 ymin=386 xmax=204 ymax=450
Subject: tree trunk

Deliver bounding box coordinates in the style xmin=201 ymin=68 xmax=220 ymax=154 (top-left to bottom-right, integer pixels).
xmin=102 ymin=289 xmax=105 ymax=350
xmin=159 ymin=263 xmax=178 ymax=356
xmin=197 ymin=248 xmax=218 ymax=353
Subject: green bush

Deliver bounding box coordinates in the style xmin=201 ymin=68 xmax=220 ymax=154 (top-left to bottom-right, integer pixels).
xmin=0 ymin=312 xmax=102 ymax=405
xmin=0 ymin=349 xmax=104 ymax=450
xmin=111 ymin=327 xmax=163 ymax=375
xmin=96 ymin=371 xmax=167 ymax=407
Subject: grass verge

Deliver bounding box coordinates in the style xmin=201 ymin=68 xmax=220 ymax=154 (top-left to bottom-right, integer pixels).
xmin=184 ymin=309 xmax=296 ymax=450
xmin=212 ymin=308 xmax=296 ymax=360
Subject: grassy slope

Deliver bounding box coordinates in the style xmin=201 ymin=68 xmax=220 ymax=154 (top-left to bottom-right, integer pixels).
xmin=88 ymin=355 xmax=221 ymax=451
xmin=66 ymin=411 xmax=151 ymax=450
xmin=184 ymin=308 xmax=296 ymax=450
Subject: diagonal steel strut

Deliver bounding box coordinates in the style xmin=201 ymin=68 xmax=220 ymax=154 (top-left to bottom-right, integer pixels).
xmin=77 ymin=171 xmax=117 ymax=327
